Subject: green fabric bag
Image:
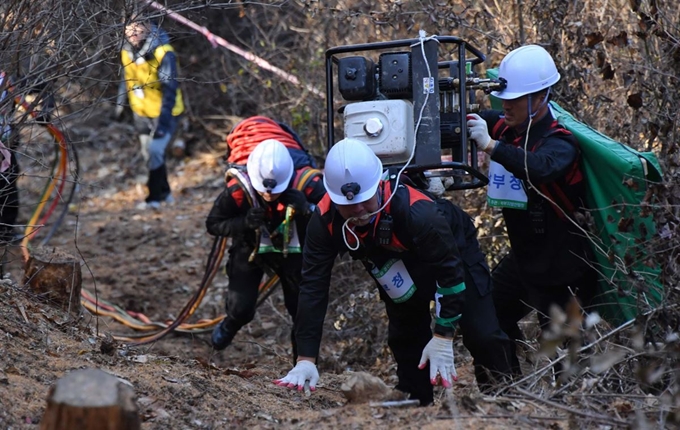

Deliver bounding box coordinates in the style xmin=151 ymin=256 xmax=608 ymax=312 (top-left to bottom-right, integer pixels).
xmin=486 ymin=68 xmax=663 ymax=325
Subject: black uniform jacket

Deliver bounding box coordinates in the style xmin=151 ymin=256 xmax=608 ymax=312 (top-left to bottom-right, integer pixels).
xmin=205 ymin=168 xmax=325 ymax=249
xmin=295 ymin=180 xmax=467 ymax=358
xmin=480 ymin=110 xmax=593 ymax=285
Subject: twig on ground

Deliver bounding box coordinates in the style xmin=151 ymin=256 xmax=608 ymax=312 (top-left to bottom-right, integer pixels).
xmin=515 ymin=387 xmax=629 ymax=426
xmin=434 ymin=414 xmax=568 ymax=421
xmin=369 ymin=399 xmax=420 ymax=408
xmin=501 ymin=313 xmax=645 ymax=393
xmin=483 ymin=395 xmax=551 ymax=414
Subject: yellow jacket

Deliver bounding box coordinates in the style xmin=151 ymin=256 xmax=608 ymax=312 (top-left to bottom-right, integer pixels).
xmin=121 ymin=44 xmax=184 ymax=118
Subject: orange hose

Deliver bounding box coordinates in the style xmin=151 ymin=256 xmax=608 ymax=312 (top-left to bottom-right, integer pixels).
xmin=17 ymin=101 xmax=69 ymax=261
xmin=112 ymin=237 xmax=229 ymax=344
xmin=37 ymin=124 xmax=69 ymax=226
xmin=82 ymin=274 xmax=281 ymax=337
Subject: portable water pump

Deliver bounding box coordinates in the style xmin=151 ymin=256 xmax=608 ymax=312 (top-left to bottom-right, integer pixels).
xmin=325 ymin=35 xmax=506 ymax=190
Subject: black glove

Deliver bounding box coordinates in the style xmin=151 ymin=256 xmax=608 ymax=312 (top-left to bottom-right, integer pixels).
xmin=270 ymin=232 xmax=284 ymax=250
xmin=279 ymin=189 xmax=310 ymax=214
xmin=244 ymin=207 xmax=266 ymax=229
xmin=153 ymin=126 xmax=168 ymax=139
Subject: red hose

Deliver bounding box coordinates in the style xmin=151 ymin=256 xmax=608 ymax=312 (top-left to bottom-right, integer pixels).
xmin=226 ymin=116 xmax=302 ymax=165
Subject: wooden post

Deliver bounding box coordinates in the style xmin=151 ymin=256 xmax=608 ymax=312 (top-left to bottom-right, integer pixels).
xmin=40 ymin=368 xmax=141 ymax=430
xmin=23 ymin=247 xmax=82 ymax=317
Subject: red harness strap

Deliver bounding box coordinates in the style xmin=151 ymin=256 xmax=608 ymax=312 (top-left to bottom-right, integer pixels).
xmin=372 ymin=180 xmax=432 ymax=251
xmin=491 ymin=117 xmax=510 ymax=139
xmin=319 ymin=180 xmax=432 ymax=250
xmin=533 ymin=126 xmax=581 ymax=220
xmin=226 ymin=177 xmax=246 ymax=208
xmin=491 ymin=118 xmax=582 ymax=220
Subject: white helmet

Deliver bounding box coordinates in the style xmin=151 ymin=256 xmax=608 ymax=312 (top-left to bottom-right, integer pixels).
xmin=491 ymin=45 xmax=560 ymax=100
xmin=323 ymin=138 xmax=383 ymax=205
xmin=247 ymin=139 xmax=294 ymax=194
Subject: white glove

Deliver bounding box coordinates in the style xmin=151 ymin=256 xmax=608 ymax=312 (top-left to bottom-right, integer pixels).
xmin=274 ymin=360 xmax=319 ymax=391
xmin=0 ymin=139 xmax=11 ymax=173
xmin=466 ymin=114 xmax=495 ymax=151
xmin=114 ymin=104 xmax=124 ymax=120
xmin=418 ymin=336 xmax=457 ymax=388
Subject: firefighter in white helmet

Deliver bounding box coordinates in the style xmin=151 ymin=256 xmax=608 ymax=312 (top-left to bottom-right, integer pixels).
xmin=275 ymin=138 xmax=517 ymax=404
xmin=206 ymin=139 xmax=325 ymax=356
xmin=466 ymin=45 xmax=597 ymax=360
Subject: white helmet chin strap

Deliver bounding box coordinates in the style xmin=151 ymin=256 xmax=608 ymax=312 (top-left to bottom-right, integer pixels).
xmin=528 ymin=87 xmax=551 ymax=119
xmin=517 ymin=87 xmax=551 ymax=131
xmin=342 ymin=190 xmax=381 ymax=251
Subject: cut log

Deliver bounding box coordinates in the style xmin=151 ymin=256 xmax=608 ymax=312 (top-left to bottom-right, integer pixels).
xmin=23 ymin=247 xmax=82 ymax=317
xmin=40 ymin=368 xmax=141 ymax=430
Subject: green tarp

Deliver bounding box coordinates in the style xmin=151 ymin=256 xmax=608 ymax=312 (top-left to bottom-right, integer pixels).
xmin=485 ymin=68 xmax=663 ymax=325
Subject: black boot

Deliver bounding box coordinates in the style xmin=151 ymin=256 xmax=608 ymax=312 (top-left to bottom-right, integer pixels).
xmin=211 ymin=320 xmax=236 ymax=351
xmin=146 ymin=164 xmax=171 ymax=203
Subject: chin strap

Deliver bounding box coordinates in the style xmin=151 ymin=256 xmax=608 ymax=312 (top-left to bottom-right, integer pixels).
xmin=341 ymin=187 xmax=383 ymax=251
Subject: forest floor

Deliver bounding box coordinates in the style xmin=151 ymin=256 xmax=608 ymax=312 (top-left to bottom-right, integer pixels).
xmin=0 ymin=111 xmax=637 ymax=429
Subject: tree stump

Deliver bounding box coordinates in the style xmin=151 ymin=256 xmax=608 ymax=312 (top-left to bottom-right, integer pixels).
xmin=40 ymin=368 xmax=141 ymax=430
xmin=23 ymin=247 xmax=82 ymax=317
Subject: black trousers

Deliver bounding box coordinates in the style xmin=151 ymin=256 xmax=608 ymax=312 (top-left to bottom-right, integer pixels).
xmin=0 ymin=152 xmax=20 ymax=243
xmin=492 ymin=252 xmax=598 ymax=343
xmin=382 ymin=261 xmax=518 ymax=405
xmin=146 ymin=164 xmax=171 ymax=203
xmin=222 ymin=241 xmax=301 ymax=360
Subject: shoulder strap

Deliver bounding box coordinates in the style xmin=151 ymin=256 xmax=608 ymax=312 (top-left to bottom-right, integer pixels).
xmin=532 ymin=121 xmax=579 ymax=220
xmin=491 ymin=118 xmax=510 ymax=139
xmin=378 ymin=178 xmax=432 ymax=251
xmin=293 ymin=167 xmax=322 ymax=191
xmin=532 ymin=120 xmax=574 ymax=152
xmin=537 ymin=183 xmax=575 ymax=220
xmin=224 ymin=168 xmax=258 ymax=208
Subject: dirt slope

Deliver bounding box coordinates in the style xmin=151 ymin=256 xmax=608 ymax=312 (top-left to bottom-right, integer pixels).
xmin=0 ymin=114 xmax=612 ymax=429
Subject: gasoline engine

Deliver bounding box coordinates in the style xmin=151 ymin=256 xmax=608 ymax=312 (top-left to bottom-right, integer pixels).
xmin=325 ymin=35 xmax=506 ymax=190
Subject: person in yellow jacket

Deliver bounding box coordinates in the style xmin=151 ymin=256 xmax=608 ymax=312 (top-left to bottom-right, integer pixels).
xmin=116 ymin=20 xmax=184 ymax=209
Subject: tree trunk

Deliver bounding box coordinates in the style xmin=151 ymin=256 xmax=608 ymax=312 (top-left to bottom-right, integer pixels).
xmin=23 ymin=247 xmax=82 ymax=317
xmin=40 ymin=368 xmax=141 ymax=430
